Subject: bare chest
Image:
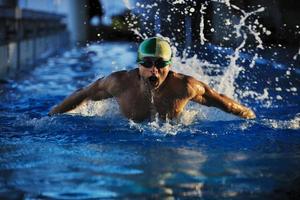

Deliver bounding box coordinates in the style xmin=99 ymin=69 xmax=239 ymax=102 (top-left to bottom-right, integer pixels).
xmin=116 ymin=88 xmax=190 ymax=121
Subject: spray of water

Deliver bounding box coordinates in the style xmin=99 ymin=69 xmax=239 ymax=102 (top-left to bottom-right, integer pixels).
xmin=122 ymin=0 xmax=132 ymax=10
xmin=293 ymin=48 xmax=300 ymax=60
xmin=67 ymin=99 xmax=120 ymax=117
xmin=69 ymin=0 xmax=298 ymax=135
xmin=199 ymin=3 xmax=208 ymax=45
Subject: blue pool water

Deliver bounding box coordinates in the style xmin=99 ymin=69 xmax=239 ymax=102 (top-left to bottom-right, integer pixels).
xmin=0 ymin=42 xmax=299 ymax=199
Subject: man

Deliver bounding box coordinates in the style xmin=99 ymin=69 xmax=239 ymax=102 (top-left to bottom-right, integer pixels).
xmin=49 ymin=37 xmax=256 ymax=121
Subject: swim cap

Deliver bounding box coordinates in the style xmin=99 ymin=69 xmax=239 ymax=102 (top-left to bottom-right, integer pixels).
xmin=137 ymin=37 xmax=172 ymax=62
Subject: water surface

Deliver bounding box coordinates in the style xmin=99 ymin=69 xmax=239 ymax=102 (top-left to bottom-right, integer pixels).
xmin=0 ymin=42 xmax=299 ymax=199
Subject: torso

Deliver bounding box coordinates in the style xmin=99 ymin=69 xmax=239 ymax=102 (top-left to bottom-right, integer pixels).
xmin=110 ymin=69 xmax=195 ymax=121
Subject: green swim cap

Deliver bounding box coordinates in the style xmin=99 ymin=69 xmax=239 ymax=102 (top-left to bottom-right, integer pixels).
xmin=137 ymin=37 xmax=172 ymax=62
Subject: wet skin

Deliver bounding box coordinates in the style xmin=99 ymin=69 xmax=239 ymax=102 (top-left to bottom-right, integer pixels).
xmin=49 ymin=61 xmax=256 ymax=121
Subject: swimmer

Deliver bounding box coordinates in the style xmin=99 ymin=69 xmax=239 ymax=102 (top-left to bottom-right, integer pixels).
xmin=49 ymin=37 xmax=256 ymax=121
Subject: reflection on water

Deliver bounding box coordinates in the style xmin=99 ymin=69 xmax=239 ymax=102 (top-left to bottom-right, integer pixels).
xmin=1 ymin=137 xmax=300 ymax=199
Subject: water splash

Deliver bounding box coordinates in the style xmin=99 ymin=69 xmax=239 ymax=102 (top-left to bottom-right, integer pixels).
xmin=63 ymin=0 xmax=297 ymax=134
xmin=122 ymin=0 xmax=132 ymax=9
xmin=199 ymin=3 xmax=208 ymax=45
xmin=262 ymin=113 xmax=300 ymax=130
xmin=130 ymin=0 xmax=271 ymax=95
xmin=128 ymin=114 xmax=187 ymax=136
xmin=231 ymin=5 xmax=266 ymax=49
xmin=172 ymin=0 xmax=186 ymax=5
xmin=67 ymin=99 xmax=120 ymax=117
xmin=293 ymin=48 xmax=300 ymax=60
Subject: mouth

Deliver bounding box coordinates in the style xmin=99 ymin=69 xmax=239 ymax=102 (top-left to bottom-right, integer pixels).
xmin=148 ymin=76 xmax=159 ymax=87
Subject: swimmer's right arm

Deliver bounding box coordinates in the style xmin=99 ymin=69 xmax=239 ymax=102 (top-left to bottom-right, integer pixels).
xmin=48 ymin=77 xmax=113 ymax=115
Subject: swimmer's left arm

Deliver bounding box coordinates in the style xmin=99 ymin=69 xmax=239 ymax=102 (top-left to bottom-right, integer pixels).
xmin=190 ymin=79 xmax=256 ymax=119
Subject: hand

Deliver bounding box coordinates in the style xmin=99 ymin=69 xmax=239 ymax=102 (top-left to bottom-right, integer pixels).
xmin=227 ymin=103 xmax=256 ymax=119
xmin=48 ymin=105 xmax=61 ymax=116
xmin=241 ymin=108 xmax=256 ymax=119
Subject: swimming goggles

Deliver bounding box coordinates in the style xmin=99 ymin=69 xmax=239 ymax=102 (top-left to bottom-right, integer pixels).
xmin=138 ymin=59 xmax=171 ymax=69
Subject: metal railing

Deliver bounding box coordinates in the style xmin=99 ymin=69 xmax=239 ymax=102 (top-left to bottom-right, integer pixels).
xmin=0 ymin=7 xmax=66 ymax=44
xmin=0 ymin=6 xmax=69 ymax=79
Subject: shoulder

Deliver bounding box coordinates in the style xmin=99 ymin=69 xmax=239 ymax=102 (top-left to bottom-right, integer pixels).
xmin=103 ymin=69 xmax=138 ymax=94
xmin=170 ymin=71 xmax=197 ymax=83
xmin=169 ymin=71 xmax=206 ymax=96
xmin=108 ymin=68 xmax=138 ymax=80
xmin=108 ymin=70 xmax=129 ymax=81
xmin=103 ymin=69 xmax=134 ymax=84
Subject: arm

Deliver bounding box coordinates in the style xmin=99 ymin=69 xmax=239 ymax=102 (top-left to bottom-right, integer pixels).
xmin=190 ymin=79 xmax=256 ymax=119
xmin=49 ymin=77 xmax=113 ymax=115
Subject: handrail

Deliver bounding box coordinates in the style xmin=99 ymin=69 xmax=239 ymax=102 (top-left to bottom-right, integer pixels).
xmin=0 ymin=7 xmax=67 ymax=45
xmin=0 ymin=7 xmax=65 ymax=20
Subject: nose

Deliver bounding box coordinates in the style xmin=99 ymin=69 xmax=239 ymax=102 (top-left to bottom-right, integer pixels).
xmin=150 ymin=66 xmax=158 ymax=74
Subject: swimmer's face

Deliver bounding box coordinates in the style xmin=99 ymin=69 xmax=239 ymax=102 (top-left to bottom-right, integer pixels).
xmin=138 ymin=57 xmax=171 ymax=89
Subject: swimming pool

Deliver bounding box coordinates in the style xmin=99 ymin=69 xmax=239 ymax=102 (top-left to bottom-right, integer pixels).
xmin=0 ymin=42 xmax=299 ymax=199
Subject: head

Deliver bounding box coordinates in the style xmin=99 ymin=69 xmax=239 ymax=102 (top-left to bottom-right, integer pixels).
xmin=137 ymin=37 xmax=172 ymax=89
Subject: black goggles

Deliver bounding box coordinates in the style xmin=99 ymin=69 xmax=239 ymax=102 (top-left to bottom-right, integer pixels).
xmin=138 ymin=59 xmax=171 ymax=69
